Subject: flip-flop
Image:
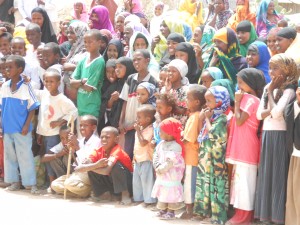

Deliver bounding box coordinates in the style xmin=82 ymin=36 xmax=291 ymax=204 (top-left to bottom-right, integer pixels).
xmin=156 ymin=210 xmax=167 ymax=217
xmin=160 ymin=212 xmax=175 ymax=220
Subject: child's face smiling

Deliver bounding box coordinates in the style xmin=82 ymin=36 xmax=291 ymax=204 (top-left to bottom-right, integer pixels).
xmin=67 ymin=27 xmax=77 ymax=44
xmin=26 ymin=29 xmax=41 ymax=46
xmin=59 ymin=129 xmax=70 ymax=147
xmin=133 ymin=38 xmax=148 ymax=51
xmin=107 ymin=44 xmax=118 ymax=59
xmin=43 ymin=74 xmax=60 ymax=95
xmin=237 ymin=76 xmax=253 ymax=94
xmin=237 ymin=31 xmax=250 ymax=45
xmin=115 ymin=16 xmax=125 ymax=33
xmin=106 ymin=67 xmax=117 ymax=83
xmin=11 ymin=40 xmax=26 ymax=56
xmin=80 ymin=119 xmax=96 ymax=139
xmin=154 ymin=5 xmax=163 ymax=16
xmin=136 ymin=111 xmax=150 ymax=128
xmin=74 ymin=2 xmax=83 ymax=14
xmin=205 ymin=91 xmax=217 ymax=110
xmin=115 ymin=63 xmax=127 ymax=79
xmin=90 ymin=13 xmax=99 ymax=22
xmin=100 ymin=130 xmax=118 ymax=151
xmin=167 ymin=66 xmax=181 ymax=85
xmin=0 ymin=37 xmax=11 ymax=56
xmin=246 ymin=51 xmax=260 ymax=68
xmin=175 ymin=51 xmax=189 ymax=64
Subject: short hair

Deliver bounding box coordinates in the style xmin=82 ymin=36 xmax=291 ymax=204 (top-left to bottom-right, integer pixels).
xmin=0 ymin=22 xmax=14 ymax=34
xmin=44 ymin=68 xmax=61 ymax=81
xmin=187 ymin=84 xmax=207 ymax=107
xmin=85 ymin=29 xmax=102 ymax=41
xmin=6 ymin=55 xmax=25 ymax=71
xmin=137 ymin=104 xmax=156 ymax=120
xmin=134 ymin=49 xmax=150 ymax=59
xmin=101 ymin=126 xmax=119 ymax=136
xmin=156 ymin=93 xmax=176 ymax=112
xmin=26 ymin=23 xmax=41 ymax=33
xmin=0 ymin=32 xmax=13 ymax=42
xmin=12 ymin=37 xmax=26 ymax=44
xmin=44 ymin=42 xmax=61 ymax=56
xmin=80 ymin=115 xmax=98 ymax=126
xmin=59 ymin=124 xmax=71 ymax=132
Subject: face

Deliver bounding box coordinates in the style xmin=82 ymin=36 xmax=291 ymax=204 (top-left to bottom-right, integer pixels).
xmin=137 ymin=86 xmax=150 ymax=104
xmin=186 ymin=91 xmax=200 ymax=111
xmin=214 ymin=0 xmax=225 ymax=12
xmin=160 ymin=21 xmax=170 ymax=38
xmin=0 ymin=37 xmax=11 ymax=56
xmin=167 ymin=40 xmax=179 ymax=56
xmin=269 ymin=63 xmax=284 ymax=80
xmin=154 ymin=5 xmax=163 ymax=16
xmin=159 ymin=70 xmax=168 ymax=89
xmin=237 ymin=76 xmax=253 ymax=93
xmin=267 ymin=1 xmax=275 ymax=15
xmin=106 ymin=67 xmax=117 ymax=83
xmin=205 ymin=91 xmax=217 ymax=110
xmin=100 ymin=130 xmax=118 ymax=150
xmin=90 ymin=13 xmax=99 ymax=22
xmin=159 ymin=129 xmax=173 ymax=141
xmin=74 ymin=2 xmax=83 ymax=14
xmin=276 ymin=36 xmax=293 ymax=53
xmin=26 ymin=29 xmax=41 ymax=46
xmin=175 ymin=51 xmax=189 ymax=63
xmin=80 ymin=119 xmax=96 ymax=138
xmin=61 ymin=20 xmax=70 ymax=36
xmin=67 ymin=27 xmax=77 ymax=44
xmin=59 ymin=129 xmax=70 ymax=147
xmin=43 ymin=74 xmax=60 ymax=93
xmin=267 ymin=33 xmax=277 ymax=53
xmin=84 ymin=34 xmax=100 ymax=53
xmin=133 ymin=52 xmax=149 ymax=72
xmin=31 ymin=12 xmax=44 ymax=28
xmin=214 ymin=39 xmax=228 ymax=54
xmin=136 ymin=111 xmax=150 ymax=127
xmin=5 ymin=60 xmax=23 ymax=79
xmin=115 ymin=63 xmax=127 ymax=79
xmin=0 ymin=61 xmax=6 ymax=77
xmin=11 ymin=41 xmax=26 ymax=56
xmin=124 ymin=26 xmax=133 ymax=44
xmin=167 ymin=66 xmax=181 ymax=84
xmin=156 ymin=99 xmax=172 ymax=117
xmin=237 ymin=31 xmax=250 ymax=45
xmin=99 ymin=39 xmax=107 ymax=53
xmin=107 ymin=44 xmax=119 ymax=59
xmin=246 ymin=50 xmax=260 ymax=67
xmin=133 ymin=38 xmax=147 ymax=51
xmin=193 ymin=27 xmax=203 ymax=44
xmin=115 ymin=16 xmax=125 ymax=33
xmin=201 ymin=71 xmax=214 ymax=88
xmin=43 ymin=47 xmax=59 ymax=68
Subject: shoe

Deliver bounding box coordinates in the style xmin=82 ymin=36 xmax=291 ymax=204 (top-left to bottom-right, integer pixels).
xmin=5 ymin=182 xmax=20 ymax=191
xmin=156 ymin=210 xmax=167 ymax=217
xmin=160 ymin=212 xmax=175 ymax=220
xmin=30 ymin=186 xmax=40 ymax=195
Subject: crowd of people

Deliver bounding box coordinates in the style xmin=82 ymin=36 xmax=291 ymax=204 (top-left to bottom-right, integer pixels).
xmin=0 ymin=0 xmax=300 ymax=224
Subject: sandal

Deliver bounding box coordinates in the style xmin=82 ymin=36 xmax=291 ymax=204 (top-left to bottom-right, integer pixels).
xmin=6 ymin=182 xmax=20 ymax=191
xmin=30 ymin=186 xmax=40 ymax=195
xmin=156 ymin=210 xmax=167 ymax=217
xmin=160 ymin=212 xmax=175 ymax=220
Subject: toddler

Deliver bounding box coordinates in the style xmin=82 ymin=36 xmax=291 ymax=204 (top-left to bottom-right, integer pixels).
xmin=200 ymin=67 xmax=224 ymax=88
xmin=136 ymin=82 xmax=156 ymax=106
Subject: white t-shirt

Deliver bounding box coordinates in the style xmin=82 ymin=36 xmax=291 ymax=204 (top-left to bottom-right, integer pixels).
xmin=76 ymin=134 xmax=101 ymax=165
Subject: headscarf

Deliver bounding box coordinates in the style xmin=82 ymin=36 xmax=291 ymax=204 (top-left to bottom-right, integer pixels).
xmin=103 ymin=39 xmax=124 ymax=62
xmin=204 ymin=67 xmax=223 ymax=80
xmin=200 ymin=25 xmax=216 ymax=48
xmin=211 ymin=79 xmax=235 ymax=104
xmin=169 ymin=59 xmax=189 ymax=86
xmin=90 ymin=0 xmax=118 ymax=25
xmin=116 ymin=57 xmax=137 ymax=82
xmin=137 ymin=82 xmax=157 ymax=107
xmin=175 ymin=42 xmax=201 ymax=84
xmin=126 ymin=22 xmax=151 ymax=40
xmin=256 ymin=0 xmax=282 ymax=38
xmin=215 ymin=0 xmax=234 ymax=30
xmin=160 ymin=118 xmax=184 ymax=156
xmin=248 ymin=41 xmax=271 ymax=83
xmin=237 ymin=68 xmax=266 ymax=98
xmin=72 ymin=1 xmax=88 ymax=23
xmin=198 ymin=86 xmax=230 ymax=142
xmin=124 ymin=14 xmax=141 ymax=25
xmin=89 ymin=6 xmax=114 ymax=33
xmin=66 ymin=21 xmax=89 ymax=62
xmin=167 ymin=33 xmax=185 ymax=44
xmin=236 ymin=21 xmax=258 ymax=57
xmin=277 ymin=27 xmax=297 ymax=40
xmin=31 ymin=7 xmax=57 ymax=44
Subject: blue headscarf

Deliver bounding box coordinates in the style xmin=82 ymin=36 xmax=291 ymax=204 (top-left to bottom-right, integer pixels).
xmin=198 ymin=86 xmax=230 ymax=143
xmin=205 ymin=67 xmax=224 ymax=80
xmin=137 ymin=82 xmax=157 ymax=107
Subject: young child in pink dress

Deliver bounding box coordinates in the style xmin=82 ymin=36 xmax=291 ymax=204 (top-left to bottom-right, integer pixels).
xmin=151 ymin=118 xmax=185 ymax=220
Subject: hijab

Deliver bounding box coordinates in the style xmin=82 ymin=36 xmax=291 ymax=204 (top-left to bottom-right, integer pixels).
xmin=72 ymin=1 xmax=88 ymax=22
xmin=103 ymin=39 xmax=124 ymax=62
xmin=116 ymin=57 xmax=137 ymax=83
xmin=205 ymin=67 xmax=224 ymax=80
xmin=89 ymin=6 xmax=114 ymax=33
xmin=90 ymin=0 xmax=118 ymax=25
xmin=236 ymin=20 xmax=258 ymax=57
xmin=211 ymin=79 xmax=235 ymax=104
xmin=137 ymin=82 xmax=157 ymax=107
xmin=126 ymin=22 xmax=151 ymax=40
xmin=215 ymin=0 xmax=234 ymax=30
xmin=169 ymin=59 xmax=189 ymax=86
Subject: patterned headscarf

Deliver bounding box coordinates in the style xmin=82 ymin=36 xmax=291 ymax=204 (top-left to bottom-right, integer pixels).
xmin=137 ymin=82 xmax=157 ymax=107
xmin=211 ymin=79 xmax=235 ymax=104
xmin=89 ymin=6 xmax=114 ymax=33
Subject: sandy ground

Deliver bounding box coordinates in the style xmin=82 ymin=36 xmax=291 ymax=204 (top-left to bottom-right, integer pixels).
xmin=0 ymin=188 xmax=200 ymax=225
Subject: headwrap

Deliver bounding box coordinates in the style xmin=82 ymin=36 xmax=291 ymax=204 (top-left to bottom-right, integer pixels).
xmin=137 ymin=82 xmax=157 ymax=107
xmin=213 ymin=27 xmax=228 ymax=44
xmin=89 ymin=6 xmax=114 ymax=33
xmin=124 ymin=14 xmax=141 ymax=25
xmin=103 ymin=39 xmax=124 ymax=62
xmin=106 ymin=58 xmax=117 ymax=68
xmin=200 ymin=25 xmax=216 ymax=48
xmin=277 ymin=27 xmax=297 ymax=40
xmin=126 ymin=22 xmax=151 ymax=40
xmin=116 ymin=57 xmax=137 ymax=80
xmin=72 ymin=1 xmax=88 ymax=22
xmin=155 ymin=1 xmax=164 ymax=8
xmin=211 ymin=79 xmax=235 ymax=104
xmin=198 ymin=86 xmax=230 ymax=143
xmin=168 ymin=59 xmax=188 ymax=78
xmin=236 ymin=20 xmax=252 ymax=32
xmin=167 ymin=33 xmax=185 ymax=43
xmin=90 ymin=0 xmax=118 ymax=25
xmin=160 ymin=118 xmax=184 ymax=156
xmin=237 ymin=68 xmax=266 ymax=98
xmin=215 ymin=0 xmax=234 ymax=30
xmin=31 ymin=7 xmax=57 ymax=44
xmin=204 ymin=67 xmax=223 ymax=80
xmin=248 ymin=41 xmax=271 ymax=83
xmin=237 ymin=21 xmax=258 ymax=57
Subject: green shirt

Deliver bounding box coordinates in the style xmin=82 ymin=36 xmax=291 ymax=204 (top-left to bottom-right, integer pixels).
xmin=72 ymin=55 xmax=104 ymax=117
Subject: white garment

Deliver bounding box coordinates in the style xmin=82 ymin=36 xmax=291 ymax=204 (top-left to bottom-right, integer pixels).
xmin=23 ymin=56 xmax=42 ymax=90
xmin=36 ymin=90 xmax=78 ymax=136
xmin=49 ymin=142 xmax=64 ymax=154
xmin=38 ymin=0 xmax=59 ymax=22
xmin=18 ymin=0 xmax=38 ymax=19
xmin=150 ymin=15 xmax=163 ymax=37
xmin=76 ymin=134 xmax=101 ymax=165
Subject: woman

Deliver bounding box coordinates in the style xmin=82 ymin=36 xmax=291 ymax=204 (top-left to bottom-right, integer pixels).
xmin=207 ymin=0 xmax=233 ymax=30
xmin=89 ymin=5 xmax=114 ymax=33
xmin=72 ymin=1 xmax=88 ymax=23
xmin=267 ymin=27 xmax=282 ymax=56
xmin=206 ymin=27 xmax=247 ymax=86
xmin=178 ymin=0 xmax=204 ymax=31
xmin=90 ymin=0 xmax=118 ymax=25
xmin=256 ymin=0 xmax=283 ymax=38
xmin=236 ymin=20 xmax=258 ymax=57
xmin=31 ymin=7 xmax=57 ymax=44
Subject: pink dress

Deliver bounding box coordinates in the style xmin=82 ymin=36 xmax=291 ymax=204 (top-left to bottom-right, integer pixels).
xmin=151 ymin=140 xmax=185 ymax=203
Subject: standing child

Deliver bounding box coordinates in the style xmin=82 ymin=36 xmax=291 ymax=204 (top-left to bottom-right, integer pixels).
xmin=194 ymin=86 xmax=230 ymax=224
xmin=1 ymin=55 xmax=40 ymax=194
xmin=226 ymin=68 xmax=266 ymax=225
xmin=119 ymin=49 xmax=158 ymax=160
xmin=180 ymin=84 xmax=207 ymax=220
xmin=136 ymin=82 xmax=156 ymax=106
xmin=133 ymin=104 xmax=156 ymax=206
xmin=150 ymin=2 xmax=164 ymax=37
xmin=151 ymin=118 xmax=185 ymax=220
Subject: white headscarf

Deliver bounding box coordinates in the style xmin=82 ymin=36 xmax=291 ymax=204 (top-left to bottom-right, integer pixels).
xmin=168 ymin=59 xmax=189 ymax=85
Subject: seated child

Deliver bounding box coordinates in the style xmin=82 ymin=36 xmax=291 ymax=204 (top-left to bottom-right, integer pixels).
xmin=75 ymin=126 xmax=133 ymax=204
xmin=51 ymin=115 xmax=101 ymax=198
xmin=133 ymin=104 xmax=156 ymax=205
xmin=200 ymin=67 xmax=224 ymax=89
xmin=136 ymin=82 xmax=156 ymax=106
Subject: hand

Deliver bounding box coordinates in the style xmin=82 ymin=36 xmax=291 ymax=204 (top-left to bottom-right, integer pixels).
xmin=37 ymin=0 xmax=45 ymax=5
xmin=25 ymin=17 xmax=31 ymax=22
xmin=95 ymin=158 xmax=108 ymax=168
xmin=8 ymin=7 xmax=15 ymax=15
xmin=37 ymin=135 xmax=43 ymax=145
xmin=235 ymin=90 xmax=244 ymax=103
xmin=199 ymin=109 xmax=206 ymax=121
xmin=208 ymin=2 xmax=214 ymax=12
xmin=74 ymin=164 xmax=89 ymax=173
xmin=0 ymin=27 xmax=7 ymax=35
xmin=134 ymin=123 xmax=140 ymax=131
xmin=68 ymin=133 xmax=78 ymax=150
xmin=269 ymin=75 xmax=285 ymax=91
xmin=152 ymin=35 xmax=161 ymax=44
xmin=193 ymin=43 xmax=202 ymax=57
xmin=21 ymin=124 xmax=29 ymax=135
xmin=49 ymin=120 xmax=61 ymax=129
xmin=118 ymin=124 xmax=126 ymax=134
xmin=164 ymin=77 xmax=172 ymax=92
xmin=210 ymin=51 xmax=219 ymax=66
xmin=124 ymin=0 xmax=132 ymax=11
xmin=110 ymin=91 xmax=119 ymax=102
xmin=204 ymin=108 xmax=214 ymax=119
xmin=21 ymin=74 xmax=31 ymax=83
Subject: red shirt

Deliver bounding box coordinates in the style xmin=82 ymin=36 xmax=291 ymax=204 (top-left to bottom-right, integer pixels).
xmin=89 ymin=144 xmax=133 ymax=172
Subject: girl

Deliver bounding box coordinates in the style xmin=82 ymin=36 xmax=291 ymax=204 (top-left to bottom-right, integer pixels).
xmin=206 ymin=0 xmax=233 ymax=30
xmin=200 ymin=67 xmax=224 ymax=89
xmin=150 ymin=2 xmax=164 ymax=37
xmin=72 ymin=1 xmax=88 ymax=23
xmin=267 ymin=27 xmax=281 ymax=56
xmin=236 ymin=20 xmax=258 ymax=57
xmin=226 ymin=68 xmax=266 ymax=225
xmin=103 ymin=39 xmax=124 ymax=62
xmin=89 ymin=5 xmax=115 ymax=33
xmin=255 ymin=54 xmax=299 ymax=224
xmin=151 ymin=118 xmax=185 ymax=220
xmin=114 ymin=14 xmax=126 ymax=40
xmin=136 ymin=82 xmax=156 ymax=106
xmin=194 ymin=86 xmax=230 ymax=224
xmin=99 ymin=29 xmax=112 ymax=55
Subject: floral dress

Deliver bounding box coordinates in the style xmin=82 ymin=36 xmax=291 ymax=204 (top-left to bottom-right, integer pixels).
xmin=169 ymin=86 xmax=188 ymax=128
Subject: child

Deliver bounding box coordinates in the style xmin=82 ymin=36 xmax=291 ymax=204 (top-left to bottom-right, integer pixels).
xmin=194 ymin=86 xmax=230 ymax=224
xmin=151 ymin=118 xmax=185 ymax=220
xmin=200 ymin=67 xmax=224 ymax=89
xmin=255 ymin=54 xmax=299 ymax=224
xmin=119 ymin=49 xmax=158 ymax=160
xmin=158 ymin=65 xmax=168 ymax=90
xmin=74 ymin=126 xmax=133 ymax=204
xmin=0 ymin=57 xmax=5 ymax=180
xmin=51 ymin=115 xmax=101 ymax=198
xmin=133 ymin=104 xmax=156 ymax=206
xmin=226 ymin=68 xmax=266 ymax=225
xmin=0 ymin=32 xmax=12 ymax=56
xmin=25 ymin=23 xmax=44 ymax=63
xmin=1 ymin=55 xmax=40 ymax=194
xmin=150 ymin=2 xmax=164 ymax=37
xmin=34 ymin=68 xmax=78 ymax=185
xmin=180 ymin=84 xmax=207 ymax=220
xmin=71 ymin=29 xmax=105 ymax=119
xmin=103 ymin=39 xmax=124 ymax=62
xmin=137 ymin=82 xmax=156 ymax=106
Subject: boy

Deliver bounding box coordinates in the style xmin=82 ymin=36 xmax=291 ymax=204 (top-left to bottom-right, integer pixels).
xmin=34 ymin=68 xmax=77 ymax=185
xmin=1 ymin=55 xmax=40 ymax=194
xmin=75 ymin=126 xmax=132 ymax=204
xmin=70 ymin=29 xmax=105 ymax=119
xmin=51 ymin=115 xmax=100 ymax=198
xmin=119 ymin=49 xmax=158 ymax=160
xmin=0 ymin=32 xmax=12 ymax=57
xmin=181 ymin=84 xmax=207 ymax=219
xmin=133 ymin=104 xmax=156 ymax=206
xmin=25 ymin=23 xmax=44 ymax=64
